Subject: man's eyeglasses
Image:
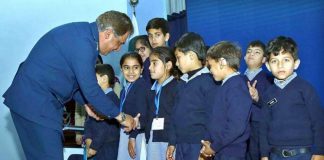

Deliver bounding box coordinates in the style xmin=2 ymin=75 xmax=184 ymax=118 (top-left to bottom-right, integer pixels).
xmin=135 ymin=46 xmax=145 ymax=52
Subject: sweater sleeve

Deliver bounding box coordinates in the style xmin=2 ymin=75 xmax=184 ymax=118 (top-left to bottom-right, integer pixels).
xmin=304 ymin=86 xmax=324 ymax=154
xmin=259 ymin=103 xmax=271 ymax=157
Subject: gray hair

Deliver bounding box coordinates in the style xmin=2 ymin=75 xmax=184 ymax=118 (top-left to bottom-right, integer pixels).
xmin=96 ymin=10 xmax=134 ymax=36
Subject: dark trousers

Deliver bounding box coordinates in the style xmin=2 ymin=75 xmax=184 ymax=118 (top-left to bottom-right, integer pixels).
xmin=94 ymin=141 xmax=119 ymax=160
xmin=11 ymin=111 xmax=63 ymax=160
xmin=247 ymin=121 xmax=260 ymax=160
xmin=175 ymin=143 xmax=201 ymax=160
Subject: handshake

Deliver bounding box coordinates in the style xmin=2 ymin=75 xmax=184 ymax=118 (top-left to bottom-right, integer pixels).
xmin=85 ymin=104 xmax=140 ymax=132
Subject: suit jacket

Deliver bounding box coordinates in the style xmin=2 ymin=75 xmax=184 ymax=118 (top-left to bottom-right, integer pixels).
xmin=3 ymin=22 xmax=120 ymax=131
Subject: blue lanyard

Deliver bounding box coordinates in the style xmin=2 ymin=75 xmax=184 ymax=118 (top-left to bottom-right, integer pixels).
xmin=154 ymin=85 xmax=162 ymax=116
xmin=120 ymin=83 xmax=134 ymax=112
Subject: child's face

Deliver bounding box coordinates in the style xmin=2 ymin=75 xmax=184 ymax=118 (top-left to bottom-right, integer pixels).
xmin=135 ymin=41 xmax=151 ymax=62
xmin=175 ymin=49 xmax=192 ymax=74
xmin=147 ymin=28 xmax=169 ymax=48
xmin=121 ymin=57 xmax=143 ymax=82
xmin=149 ymin=54 xmax=169 ymax=82
xmin=244 ymin=46 xmax=265 ymax=69
xmin=266 ymin=51 xmax=300 ymax=80
xmin=95 ymin=73 xmax=108 ymax=89
xmin=207 ymin=57 xmax=225 ymax=81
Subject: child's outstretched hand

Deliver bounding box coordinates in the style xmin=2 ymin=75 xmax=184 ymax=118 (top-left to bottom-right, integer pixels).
xmin=247 ymin=80 xmax=259 ymax=102
xmin=128 ymin=138 xmax=136 ymax=159
xmin=200 ymin=140 xmax=215 ymax=158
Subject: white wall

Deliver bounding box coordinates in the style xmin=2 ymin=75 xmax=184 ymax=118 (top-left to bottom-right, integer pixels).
xmin=0 ymin=0 xmax=166 ymax=159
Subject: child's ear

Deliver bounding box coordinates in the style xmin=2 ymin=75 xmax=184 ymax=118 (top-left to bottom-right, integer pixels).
xmin=165 ymin=61 xmax=172 ymax=70
xmin=188 ymin=51 xmax=196 ymax=60
xmin=220 ymin=58 xmax=227 ymax=69
xmin=294 ymin=59 xmax=301 ymax=70
xmin=265 ymin=62 xmax=271 ymax=72
xmin=140 ymin=67 xmax=144 ymax=74
xmin=262 ymin=57 xmax=266 ymax=64
xmin=164 ymin=33 xmax=170 ymax=42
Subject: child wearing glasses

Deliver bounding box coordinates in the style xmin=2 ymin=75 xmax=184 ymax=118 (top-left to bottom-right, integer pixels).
xmin=134 ymin=35 xmax=153 ymax=85
xmin=117 ymin=53 xmax=150 ymax=160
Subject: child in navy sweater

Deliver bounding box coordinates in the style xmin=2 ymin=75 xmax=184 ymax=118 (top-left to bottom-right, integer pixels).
xmin=146 ymin=46 xmax=179 ymax=160
xmin=200 ymin=41 xmax=252 ymax=160
xmin=166 ymin=32 xmax=217 ymax=160
xmin=249 ymin=36 xmax=324 ymax=160
xmin=117 ymin=53 xmax=150 ymax=160
xmin=244 ymin=40 xmax=273 ymax=160
xmin=84 ymin=64 xmax=120 ymax=160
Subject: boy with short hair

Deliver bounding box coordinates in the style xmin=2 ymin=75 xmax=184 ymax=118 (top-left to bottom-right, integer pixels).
xmin=249 ymin=36 xmax=324 ymax=160
xmin=244 ymin=40 xmax=273 ymax=160
xmin=84 ymin=64 xmax=120 ymax=160
xmin=146 ymin=18 xmax=170 ymax=48
xmin=166 ymin=32 xmax=217 ymax=160
xmin=200 ymin=41 xmax=252 ymax=160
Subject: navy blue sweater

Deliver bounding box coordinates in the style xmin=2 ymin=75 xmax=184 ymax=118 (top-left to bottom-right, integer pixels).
xmin=145 ymin=78 xmax=178 ymax=142
xmin=169 ymin=70 xmax=217 ymax=145
xmin=121 ymin=77 xmax=150 ymax=138
xmin=259 ymin=76 xmax=324 ymax=156
xmin=84 ymin=91 xmax=120 ymax=150
xmin=142 ymin=58 xmax=154 ymax=86
xmin=208 ymin=75 xmax=252 ymax=157
xmin=243 ymin=70 xmax=272 ymax=121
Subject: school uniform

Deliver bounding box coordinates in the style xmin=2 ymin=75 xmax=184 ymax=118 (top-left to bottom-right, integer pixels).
xmin=243 ymin=69 xmax=272 ymax=160
xmin=84 ymin=88 xmax=120 ymax=160
xmin=169 ymin=67 xmax=217 ymax=160
xmin=146 ymin=76 xmax=178 ymax=160
xmin=142 ymin=58 xmax=154 ymax=86
xmin=117 ymin=77 xmax=150 ymax=160
xmin=259 ymin=73 xmax=324 ymax=159
xmin=208 ymin=73 xmax=252 ymax=160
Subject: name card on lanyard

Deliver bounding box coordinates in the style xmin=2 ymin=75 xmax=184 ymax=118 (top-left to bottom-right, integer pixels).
xmin=152 ymin=85 xmax=164 ymax=130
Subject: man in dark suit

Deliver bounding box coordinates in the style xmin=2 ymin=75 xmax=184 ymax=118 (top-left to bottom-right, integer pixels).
xmin=3 ymin=10 xmax=137 ymax=160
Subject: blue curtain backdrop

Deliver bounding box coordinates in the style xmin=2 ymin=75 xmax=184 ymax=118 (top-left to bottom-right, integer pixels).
xmin=186 ymin=0 xmax=324 ymax=103
xmin=168 ymin=10 xmax=188 ymax=47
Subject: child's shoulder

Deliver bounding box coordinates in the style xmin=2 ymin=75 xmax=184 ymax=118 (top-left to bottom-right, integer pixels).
xmin=134 ymin=77 xmax=151 ymax=89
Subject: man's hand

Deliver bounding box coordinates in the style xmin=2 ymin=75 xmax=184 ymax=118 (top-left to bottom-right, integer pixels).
xmin=261 ymin=157 xmax=269 ymax=160
xmin=115 ymin=112 xmax=136 ymax=132
xmin=84 ymin=104 xmax=104 ymax=121
xmin=200 ymin=140 xmax=215 ymax=158
xmin=128 ymin=138 xmax=136 ymax=159
xmin=312 ymin=155 xmax=324 ymax=160
xmin=166 ymin=145 xmax=175 ymax=160
xmin=247 ymin=80 xmax=259 ymax=102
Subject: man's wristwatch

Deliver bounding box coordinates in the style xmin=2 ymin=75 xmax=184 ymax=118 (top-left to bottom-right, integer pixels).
xmin=120 ymin=112 xmax=126 ymax=123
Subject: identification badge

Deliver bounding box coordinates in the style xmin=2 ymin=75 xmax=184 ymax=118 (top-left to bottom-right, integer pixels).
xmin=152 ymin=118 xmax=164 ymax=130
xmin=267 ymin=98 xmax=278 ymax=107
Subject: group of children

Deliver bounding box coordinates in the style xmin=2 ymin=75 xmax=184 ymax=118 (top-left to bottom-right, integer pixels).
xmin=82 ymin=17 xmax=324 ymax=160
